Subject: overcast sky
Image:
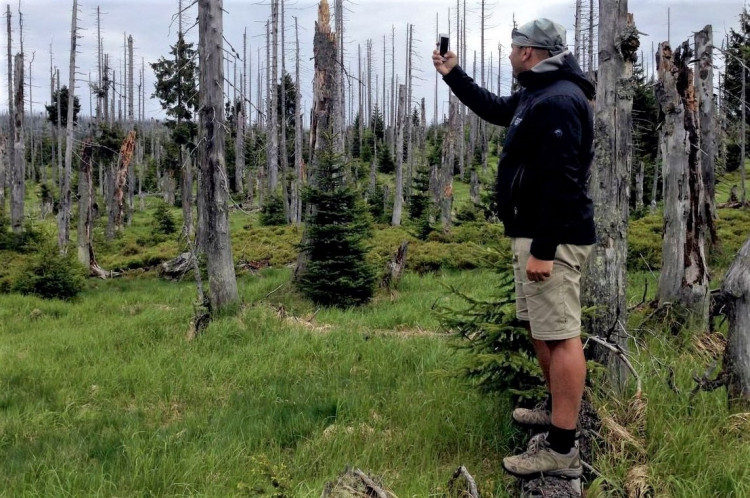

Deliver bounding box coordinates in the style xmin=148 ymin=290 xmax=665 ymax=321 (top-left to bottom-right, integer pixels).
xmin=4 ymin=0 xmax=747 ymax=126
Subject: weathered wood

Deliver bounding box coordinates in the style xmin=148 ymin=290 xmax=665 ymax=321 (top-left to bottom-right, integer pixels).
xmin=11 ymin=52 xmax=24 ymax=233
xmin=720 ymin=235 xmax=750 ymax=410
xmin=198 ymin=0 xmax=239 ymax=311
xmin=58 ymin=0 xmax=77 ymax=253
xmin=447 ymin=466 xmax=479 ymax=497
xmin=694 ymin=25 xmax=718 ymax=251
xmin=292 ymin=16 xmax=303 ymax=224
xmin=5 ymin=5 xmax=13 ymax=216
xmin=268 ymin=0 xmax=279 ymax=191
xmin=381 ymin=241 xmax=408 ymax=289
xmin=655 ymin=41 xmax=710 ymax=324
xmin=159 ymin=252 xmax=196 ymax=280
xmin=77 ymin=138 xmax=93 ymax=268
xmin=391 ymin=83 xmax=406 ymax=226
xmin=581 ymin=6 xmax=637 ymax=389
xmin=114 ymin=130 xmax=136 ymax=231
xmin=439 ymin=97 xmax=457 ymax=230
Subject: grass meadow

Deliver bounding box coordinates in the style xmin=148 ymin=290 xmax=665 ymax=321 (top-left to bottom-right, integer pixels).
xmin=1 ymin=166 xmax=750 ymax=496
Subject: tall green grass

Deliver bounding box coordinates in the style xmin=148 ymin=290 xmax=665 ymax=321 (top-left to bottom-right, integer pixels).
xmin=0 ymin=270 xmax=519 ymax=497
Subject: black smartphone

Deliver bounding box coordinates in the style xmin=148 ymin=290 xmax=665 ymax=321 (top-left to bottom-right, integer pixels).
xmin=438 ymin=33 xmax=449 ymax=56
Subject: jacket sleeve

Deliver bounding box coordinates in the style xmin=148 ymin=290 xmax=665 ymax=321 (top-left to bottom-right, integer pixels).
xmin=526 ymin=95 xmax=587 ymax=261
xmin=443 ymin=66 xmax=518 ymax=126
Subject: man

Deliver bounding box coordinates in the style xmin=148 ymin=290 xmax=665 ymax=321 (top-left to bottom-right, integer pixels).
xmin=433 ymin=19 xmax=596 ymax=479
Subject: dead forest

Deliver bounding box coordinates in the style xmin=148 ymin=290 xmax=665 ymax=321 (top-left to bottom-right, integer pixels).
xmin=1 ymin=0 xmax=750 ymax=435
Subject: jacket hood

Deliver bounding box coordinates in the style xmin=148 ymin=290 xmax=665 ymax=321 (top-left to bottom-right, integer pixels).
xmin=516 ymin=50 xmax=596 ymax=99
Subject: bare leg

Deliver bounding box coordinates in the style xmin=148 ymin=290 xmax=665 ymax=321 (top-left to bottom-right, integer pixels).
xmin=530 ymin=334 xmax=551 ymax=393
xmin=546 ymin=336 xmax=586 ymax=430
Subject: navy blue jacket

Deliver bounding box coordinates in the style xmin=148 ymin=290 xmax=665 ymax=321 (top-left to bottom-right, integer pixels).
xmin=443 ymin=52 xmax=596 ymax=260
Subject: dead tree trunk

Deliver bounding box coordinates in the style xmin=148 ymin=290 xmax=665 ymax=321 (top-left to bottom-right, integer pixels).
xmin=391 ymin=84 xmax=406 ymax=226
xmin=58 ymin=0 xmax=77 ymax=253
xmin=581 ymin=6 xmax=638 ymax=390
xmin=439 ymin=97 xmax=457 ymax=229
xmin=635 ymin=161 xmax=645 ymax=211
xmin=127 ymin=35 xmax=134 ymax=121
xmin=655 ymin=41 xmax=710 ymax=324
xmin=695 ymin=25 xmax=718 ymax=252
xmin=292 ymin=16 xmax=303 ymax=224
xmin=268 ymin=0 xmax=279 ymax=191
xmin=198 ymin=0 xmax=239 ymax=312
xmin=720 ymin=235 xmax=750 ymax=410
xmin=114 ymin=130 xmax=136 ymax=231
xmin=5 ymin=5 xmax=13 ymax=216
xmin=11 ymin=52 xmax=25 ymax=233
xmin=295 ymin=0 xmax=337 ymax=281
xmin=0 ymin=135 xmax=5 ymax=212
xmin=77 ymin=138 xmax=92 ymax=267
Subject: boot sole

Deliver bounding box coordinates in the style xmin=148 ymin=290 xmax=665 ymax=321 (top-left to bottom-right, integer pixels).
xmin=502 ymin=462 xmax=583 ymax=480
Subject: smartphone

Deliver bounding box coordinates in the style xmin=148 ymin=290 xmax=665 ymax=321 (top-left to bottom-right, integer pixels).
xmin=438 ymin=33 xmax=449 ymax=56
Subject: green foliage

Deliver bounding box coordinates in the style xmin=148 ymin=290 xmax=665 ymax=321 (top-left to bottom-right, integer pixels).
xmin=45 ymin=86 xmax=81 ymax=127
xmin=260 ymin=193 xmax=287 ymax=226
xmin=377 ymin=144 xmax=395 ymax=174
xmin=437 ymin=261 xmax=545 ymax=404
xmin=370 ymin=104 xmax=385 ymax=142
xmin=12 ymin=243 xmax=86 ymax=300
xmin=627 ymin=212 xmax=663 ymax=271
xmin=150 ymin=33 xmax=199 ymax=126
xmin=0 ymin=215 xmax=44 ymax=253
xmin=366 ymin=183 xmax=388 ymax=223
xmin=151 ymin=202 xmax=177 ymax=237
xmin=298 ymin=148 xmax=377 ymax=307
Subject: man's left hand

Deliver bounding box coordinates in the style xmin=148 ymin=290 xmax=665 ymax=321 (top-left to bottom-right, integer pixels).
xmin=526 ymin=255 xmax=553 ymax=282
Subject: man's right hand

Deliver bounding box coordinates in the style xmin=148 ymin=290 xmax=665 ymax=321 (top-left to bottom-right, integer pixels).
xmin=433 ymin=50 xmax=457 ymax=76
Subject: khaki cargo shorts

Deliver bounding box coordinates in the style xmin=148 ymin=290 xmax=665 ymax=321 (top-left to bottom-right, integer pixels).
xmin=511 ymin=237 xmax=593 ymax=341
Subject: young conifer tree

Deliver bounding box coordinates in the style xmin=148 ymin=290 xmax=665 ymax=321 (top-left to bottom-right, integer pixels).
xmin=297 ymin=146 xmax=376 ymax=308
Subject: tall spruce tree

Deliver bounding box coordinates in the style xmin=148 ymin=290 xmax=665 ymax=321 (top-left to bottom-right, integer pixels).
xmin=297 ymin=146 xmax=376 ymax=307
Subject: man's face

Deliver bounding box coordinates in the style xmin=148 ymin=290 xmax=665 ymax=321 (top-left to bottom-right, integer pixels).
xmin=509 ymin=44 xmax=528 ymax=77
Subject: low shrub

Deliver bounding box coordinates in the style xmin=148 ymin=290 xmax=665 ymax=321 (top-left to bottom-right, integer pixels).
xmin=12 ymin=244 xmax=87 ymax=300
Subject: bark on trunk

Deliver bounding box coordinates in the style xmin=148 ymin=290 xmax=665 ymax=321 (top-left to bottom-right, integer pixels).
xmin=439 ymin=97 xmax=457 ymax=229
xmin=721 ymin=235 xmax=750 ymax=410
xmin=77 ymin=138 xmax=93 ymax=267
xmin=11 ymin=52 xmax=24 ymax=233
xmin=694 ymin=26 xmax=718 ymax=252
xmin=635 ymin=161 xmax=644 ymax=211
xmin=391 ymin=84 xmax=406 ymax=226
xmin=292 ymin=16 xmax=303 ymax=224
xmin=58 ymin=0 xmax=77 ymax=253
xmin=655 ymin=41 xmax=710 ymax=324
xmin=0 ymin=135 xmax=6 ymax=212
xmin=268 ymin=0 xmax=279 ymax=191
xmin=5 ymin=5 xmax=13 ymax=216
xmin=181 ymin=148 xmax=194 ymax=240
xmin=114 ymin=130 xmax=136 ymax=232
xmin=581 ymin=6 xmax=638 ymax=390
xmin=198 ymin=0 xmax=239 ymax=312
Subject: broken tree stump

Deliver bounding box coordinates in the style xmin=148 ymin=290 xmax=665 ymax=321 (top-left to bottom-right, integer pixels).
xmin=719 ymin=235 xmax=750 ymax=410
xmin=381 ymin=241 xmax=408 ymax=289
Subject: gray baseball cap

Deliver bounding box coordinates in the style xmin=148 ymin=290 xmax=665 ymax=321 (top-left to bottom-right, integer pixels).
xmin=511 ymin=18 xmax=567 ymax=55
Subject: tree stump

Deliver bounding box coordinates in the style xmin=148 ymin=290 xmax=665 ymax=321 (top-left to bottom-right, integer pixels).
xmin=381 ymin=241 xmax=408 ymax=289
xmin=159 ymin=252 xmax=196 ymax=280
xmin=720 ymin=235 xmax=750 ymax=410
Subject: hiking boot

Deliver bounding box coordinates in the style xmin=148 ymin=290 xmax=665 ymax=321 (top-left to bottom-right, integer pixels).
xmin=502 ymin=438 xmax=582 ymax=479
xmin=511 ymin=407 xmax=551 ymax=427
